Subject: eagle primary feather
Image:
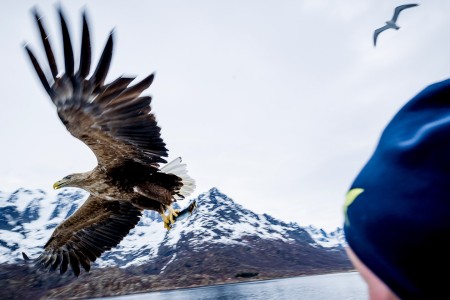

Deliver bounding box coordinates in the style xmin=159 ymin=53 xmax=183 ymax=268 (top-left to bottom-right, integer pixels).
xmin=24 ymin=7 xmax=195 ymax=276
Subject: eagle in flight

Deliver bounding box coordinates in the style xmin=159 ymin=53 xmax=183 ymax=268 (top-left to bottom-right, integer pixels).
xmin=23 ymin=8 xmax=195 ymax=276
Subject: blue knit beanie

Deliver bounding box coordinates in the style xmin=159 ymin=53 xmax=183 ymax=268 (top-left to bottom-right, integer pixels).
xmin=344 ymin=78 xmax=450 ymax=299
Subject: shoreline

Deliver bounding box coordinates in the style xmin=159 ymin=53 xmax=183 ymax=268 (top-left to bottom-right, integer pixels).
xmin=93 ymin=269 xmax=358 ymax=299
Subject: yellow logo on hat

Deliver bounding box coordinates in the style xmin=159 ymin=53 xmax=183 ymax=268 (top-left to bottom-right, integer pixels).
xmin=344 ymin=188 xmax=364 ymax=225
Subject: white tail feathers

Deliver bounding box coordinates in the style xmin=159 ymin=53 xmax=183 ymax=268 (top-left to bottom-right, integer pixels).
xmin=161 ymin=157 xmax=196 ymax=200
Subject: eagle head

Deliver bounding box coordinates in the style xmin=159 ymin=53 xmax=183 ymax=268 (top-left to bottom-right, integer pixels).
xmin=53 ymin=173 xmax=86 ymax=190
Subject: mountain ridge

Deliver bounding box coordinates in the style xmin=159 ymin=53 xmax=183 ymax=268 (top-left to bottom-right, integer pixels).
xmin=0 ymin=187 xmax=352 ymax=299
xmin=0 ymin=186 xmax=345 ymax=266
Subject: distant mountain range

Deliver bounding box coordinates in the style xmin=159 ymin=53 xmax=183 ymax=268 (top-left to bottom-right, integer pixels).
xmin=0 ymin=187 xmax=352 ymax=299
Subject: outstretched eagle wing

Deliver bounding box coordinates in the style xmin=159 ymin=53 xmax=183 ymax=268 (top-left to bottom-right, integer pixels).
xmin=35 ymin=195 xmax=142 ymax=276
xmin=25 ymin=8 xmax=167 ymax=169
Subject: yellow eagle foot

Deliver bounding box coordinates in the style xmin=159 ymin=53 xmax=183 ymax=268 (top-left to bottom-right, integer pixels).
xmin=161 ymin=215 xmax=170 ymax=230
xmin=160 ymin=206 xmax=181 ymax=230
xmin=168 ymin=206 xmax=180 ymax=224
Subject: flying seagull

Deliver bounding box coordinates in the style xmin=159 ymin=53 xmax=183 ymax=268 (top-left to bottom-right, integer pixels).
xmin=373 ymin=4 xmax=419 ymax=46
xmin=23 ymin=7 xmax=195 ymax=276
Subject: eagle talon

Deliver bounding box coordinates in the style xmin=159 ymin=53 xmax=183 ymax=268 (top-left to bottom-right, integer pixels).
xmin=163 ymin=220 xmax=171 ymax=230
xmin=169 ymin=206 xmax=179 ymax=217
xmin=167 ymin=206 xmax=179 ymax=224
xmin=160 ymin=206 xmax=181 ymax=230
xmin=160 ymin=213 xmax=170 ymax=230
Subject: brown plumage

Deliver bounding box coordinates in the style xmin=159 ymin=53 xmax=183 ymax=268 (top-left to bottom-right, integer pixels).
xmin=24 ymin=7 xmax=195 ymax=276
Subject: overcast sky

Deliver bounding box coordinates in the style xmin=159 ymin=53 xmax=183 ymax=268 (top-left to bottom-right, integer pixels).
xmin=1 ymin=1 xmax=450 ymax=231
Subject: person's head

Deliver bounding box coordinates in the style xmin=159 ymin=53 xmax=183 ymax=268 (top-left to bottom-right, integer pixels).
xmin=346 ymin=247 xmax=398 ymax=300
xmin=344 ymin=79 xmax=450 ymax=299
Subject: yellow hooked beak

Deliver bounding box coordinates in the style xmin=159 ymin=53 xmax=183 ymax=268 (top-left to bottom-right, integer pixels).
xmin=53 ymin=180 xmax=65 ymax=190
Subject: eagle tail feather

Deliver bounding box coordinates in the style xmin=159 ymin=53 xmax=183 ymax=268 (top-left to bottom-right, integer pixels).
xmin=161 ymin=157 xmax=195 ymax=200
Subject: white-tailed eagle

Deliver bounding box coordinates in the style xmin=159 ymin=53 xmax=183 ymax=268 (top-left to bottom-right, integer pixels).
xmin=23 ymin=7 xmax=195 ymax=276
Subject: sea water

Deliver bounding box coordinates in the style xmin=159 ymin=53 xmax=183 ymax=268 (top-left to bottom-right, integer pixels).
xmin=98 ymin=272 xmax=367 ymax=300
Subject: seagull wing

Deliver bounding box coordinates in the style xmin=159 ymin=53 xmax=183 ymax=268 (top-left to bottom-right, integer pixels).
xmin=34 ymin=195 xmax=142 ymax=276
xmin=392 ymin=4 xmax=419 ymax=23
xmin=24 ymin=8 xmax=167 ymax=171
xmin=373 ymin=24 xmax=391 ymax=46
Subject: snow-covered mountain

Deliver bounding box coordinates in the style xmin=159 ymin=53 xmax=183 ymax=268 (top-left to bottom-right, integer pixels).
xmin=1 ymin=187 xmax=352 ymax=299
xmin=0 ymin=187 xmax=345 ymax=267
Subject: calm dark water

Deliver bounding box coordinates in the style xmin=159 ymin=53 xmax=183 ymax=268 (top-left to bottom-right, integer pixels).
xmin=99 ymin=272 xmax=367 ymax=300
